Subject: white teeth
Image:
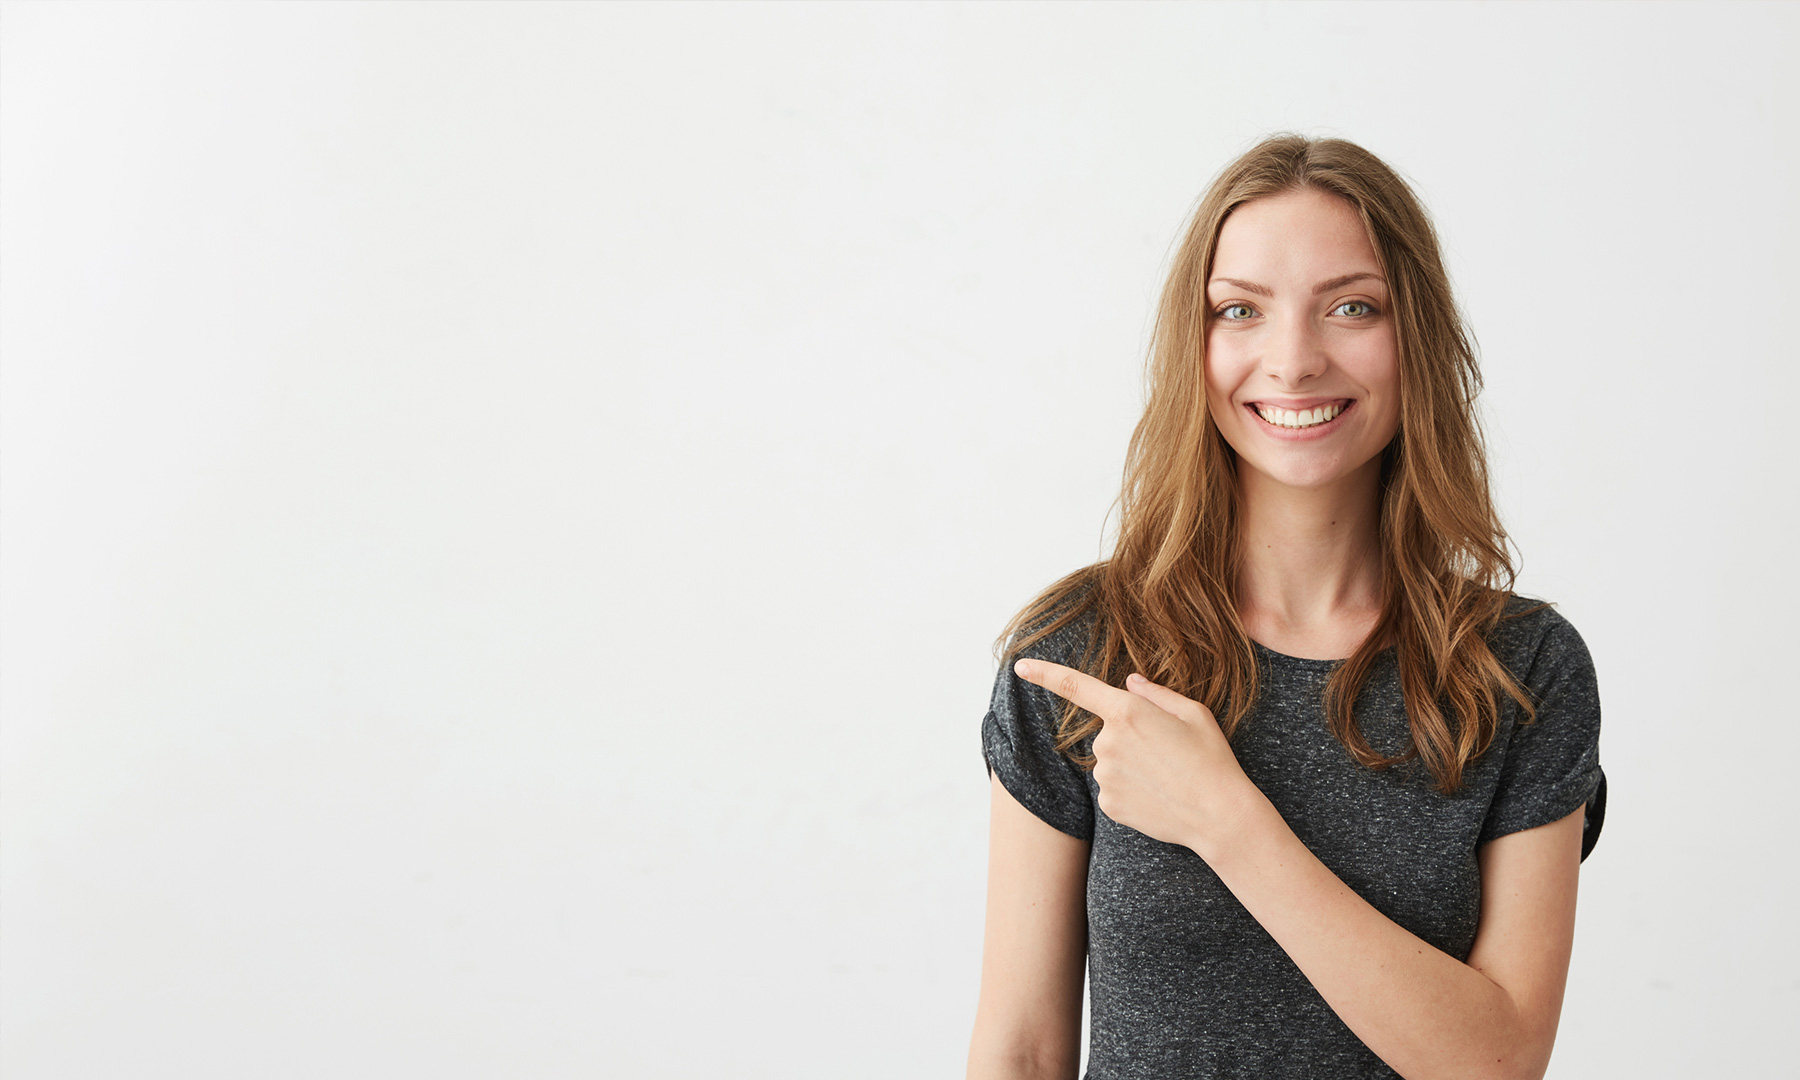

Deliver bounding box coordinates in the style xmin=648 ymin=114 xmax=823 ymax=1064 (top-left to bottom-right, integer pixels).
xmin=1255 ymin=403 xmax=1343 ymax=429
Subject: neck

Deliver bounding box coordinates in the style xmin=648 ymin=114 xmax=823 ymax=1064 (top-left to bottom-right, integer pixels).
xmin=1234 ymin=457 xmax=1386 ymax=660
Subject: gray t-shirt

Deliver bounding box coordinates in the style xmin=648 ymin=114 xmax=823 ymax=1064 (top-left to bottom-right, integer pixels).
xmin=982 ymin=596 xmax=1605 ymax=1079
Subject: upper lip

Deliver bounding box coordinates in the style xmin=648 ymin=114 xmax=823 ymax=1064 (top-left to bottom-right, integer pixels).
xmin=1245 ymin=397 xmax=1352 ymax=410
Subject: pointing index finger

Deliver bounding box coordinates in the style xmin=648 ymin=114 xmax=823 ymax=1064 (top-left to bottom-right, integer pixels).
xmin=1013 ymin=658 xmax=1134 ymax=720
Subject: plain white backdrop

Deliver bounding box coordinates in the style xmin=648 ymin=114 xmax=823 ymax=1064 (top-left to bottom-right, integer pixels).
xmin=4 ymin=2 xmax=1797 ymax=1076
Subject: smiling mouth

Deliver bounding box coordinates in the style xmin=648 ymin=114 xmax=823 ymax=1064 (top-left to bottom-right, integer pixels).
xmin=1249 ymin=400 xmax=1351 ymax=430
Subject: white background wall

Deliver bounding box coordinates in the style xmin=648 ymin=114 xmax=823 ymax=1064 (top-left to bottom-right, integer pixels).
xmin=4 ymin=2 xmax=1796 ymax=1076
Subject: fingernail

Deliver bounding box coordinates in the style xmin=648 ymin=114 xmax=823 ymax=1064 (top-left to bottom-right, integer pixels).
xmin=1126 ymin=672 xmax=1143 ymax=686
xmin=1014 ymin=659 xmax=1031 ymax=678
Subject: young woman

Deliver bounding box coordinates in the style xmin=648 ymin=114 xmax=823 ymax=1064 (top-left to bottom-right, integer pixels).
xmin=968 ymin=136 xmax=1605 ymax=1080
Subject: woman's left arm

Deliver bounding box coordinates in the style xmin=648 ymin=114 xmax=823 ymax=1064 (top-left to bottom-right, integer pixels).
xmin=1214 ymin=791 xmax=1581 ymax=1080
xmin=1014 ymin=659 xmax=1585 ymax=1080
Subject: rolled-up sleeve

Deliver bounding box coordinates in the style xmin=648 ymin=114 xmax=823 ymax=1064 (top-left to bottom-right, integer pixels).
xmin=1480 ymin=611 xmax=1606 ymax=860
xmin=981 ymin=631 xmax=1095 ymax=842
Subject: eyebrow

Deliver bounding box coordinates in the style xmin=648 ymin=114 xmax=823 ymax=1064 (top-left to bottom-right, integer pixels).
xmin=1207 ymin=272 xmax=1386 ymax=298
xmin=1311 ymin=272 xmax=1384 ymax=295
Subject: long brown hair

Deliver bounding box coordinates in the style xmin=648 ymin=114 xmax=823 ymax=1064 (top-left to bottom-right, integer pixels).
xmin=1000 ymin=134 xmax=1532 ymax=795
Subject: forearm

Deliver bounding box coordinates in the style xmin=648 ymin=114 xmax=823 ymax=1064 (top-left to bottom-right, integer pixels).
xmin=1198 ymin=789 xmax=1546 ymax=1080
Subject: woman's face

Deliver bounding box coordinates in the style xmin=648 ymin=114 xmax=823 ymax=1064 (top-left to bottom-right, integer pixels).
xmin=1204 ymin=187 xmax=1401 ymax=495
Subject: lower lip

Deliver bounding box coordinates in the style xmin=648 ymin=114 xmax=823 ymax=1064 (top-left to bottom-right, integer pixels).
xmin=1244 ymin=402 xmax=1354 ymax=441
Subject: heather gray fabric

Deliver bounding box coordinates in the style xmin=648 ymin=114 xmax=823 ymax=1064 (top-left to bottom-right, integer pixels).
xmin=981 ymin=596 xmax=1604 ymax=1079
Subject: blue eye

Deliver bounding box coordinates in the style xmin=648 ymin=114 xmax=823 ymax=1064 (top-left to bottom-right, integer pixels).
xmin=1218 ymin=303 xmax=1257 ymax=320
xmin=1333 ymin=301 xmax=1375 ymax=317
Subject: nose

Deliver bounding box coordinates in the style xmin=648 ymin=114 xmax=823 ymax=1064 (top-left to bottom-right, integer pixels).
xmin=1261 ymin=314 xmax=1328 ymax=387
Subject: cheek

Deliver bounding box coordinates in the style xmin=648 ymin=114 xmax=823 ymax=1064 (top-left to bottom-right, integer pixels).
xmin=1342 ymin=332 xmax=1401 ymax=398
xmin=1203 ymin=336 xmax=1252 ymax=409
xmin=1366 ymin=326 xmax=1401 ymax=385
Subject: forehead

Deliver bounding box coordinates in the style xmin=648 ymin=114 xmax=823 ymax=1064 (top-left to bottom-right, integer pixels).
xmin=1210 ymin=188 xmax=1382 ymax=286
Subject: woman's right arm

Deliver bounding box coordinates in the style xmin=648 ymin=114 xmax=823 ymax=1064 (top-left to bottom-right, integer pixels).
xmin=967 ymin=774 xmax=1090 ymax=1080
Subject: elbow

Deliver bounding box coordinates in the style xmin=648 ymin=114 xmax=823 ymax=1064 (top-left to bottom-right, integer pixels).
xmin=1400 ymin=1005 xmax=1557 ymax=1080
xmin=1473 ymin=1056 xmax=1549 ymax=1080
xmin=966 ymin=1031 xmax=1079 ymax=1080
xmin=966 ymin=1051 xmax=1075 ymax=1080
xmin=1465 ymin=1019 xmax=1558 ymax=1080
xmin=1403 ymin=1049 xmax=1548 ymax=1080
xmin=1416 ymin=1047 xmax=1549 ymax=1080
xmin=1493 ymin=1055 xmax=1553 ymax=1080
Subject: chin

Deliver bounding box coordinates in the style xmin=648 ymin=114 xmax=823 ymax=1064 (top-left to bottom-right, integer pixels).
xmin=1231 ymin=446 xmax=1385 ymax=493
xmin=1248 ymin=466 xmax=1353 ymax=491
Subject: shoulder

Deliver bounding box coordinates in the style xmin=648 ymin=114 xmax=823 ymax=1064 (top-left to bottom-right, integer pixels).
xmin=991 ymin=602 xmax=1100 ymax=746
xmin=1478 ymin=594 xmax=1606 ymax=855
xmin=1487 ymin=594 xmax=1595 ymax=691
xmin=984 ymin=586 xmax=1101 ymax=841
xmin=1008 ymin=609 xmax=1099 ymax=668
xmin=999 ymin=576 xmax=1104 ymax=670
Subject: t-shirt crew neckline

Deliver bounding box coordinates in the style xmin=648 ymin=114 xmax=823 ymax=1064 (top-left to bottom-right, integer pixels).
xmin=1251 ymin=638 xmax=1394 ymax=670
